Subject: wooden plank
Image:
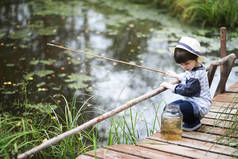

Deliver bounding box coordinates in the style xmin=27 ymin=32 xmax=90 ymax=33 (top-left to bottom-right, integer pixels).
xmin=216 ymin=92 xmax=238 ymax=98
xmin=209 ymin=106 xmax=237 ymax=114
xmin=198 ymin=125 xmax=238 ymax=138
xmin=205 ymin=111 xmax=235 ymax=121
xmin=138 ymin=138 xmax=233 ymax=159
xmin=213 ymin=96 xmax=238 ymax=103
xmin=85 ymin=148 xmax=142 ymax=159
xmin=211 ymin=101 xmax=238 ymax=107
xmin=148 ymin=133 xmax=238 ymax=157
xmin=227 ymin=87 xmax=238 ymax=92
xmin=201 ymin=118 xmax=233 ymax=128
xmin=105 ymin=144 xmax=188 ymax=159
xmin=182 ymin=131 xmax=236 ymax=146
xmin=76 ymin=154 xmax=96 ymax=159
xmin=228 ymin=82 xmax=238 ymax=88
xmin=226 ymin=90 xmax=238 ymax=93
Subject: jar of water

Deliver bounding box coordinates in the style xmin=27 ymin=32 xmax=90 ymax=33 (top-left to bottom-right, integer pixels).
xmin=160 ymin=104 xmax=183 ymax=140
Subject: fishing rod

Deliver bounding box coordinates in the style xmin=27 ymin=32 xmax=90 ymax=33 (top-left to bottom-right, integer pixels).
xmin=17 ymin=44 xmax=174 ymax=159
xmin=47 ymin=43 xmax=169 ymax=75
xmin=18 ymin=82 xmax=178 ymax=159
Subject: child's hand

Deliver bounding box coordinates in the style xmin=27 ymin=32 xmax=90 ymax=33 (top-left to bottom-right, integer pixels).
xmin=160 ymin=82 xmax=173 ymax=89
xmin=166 ymin=71 xmax=179 ymax=79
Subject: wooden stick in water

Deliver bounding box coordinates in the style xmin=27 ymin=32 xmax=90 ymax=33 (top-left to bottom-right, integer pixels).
xmin=47 ymin=43 xmax=168 ymax=75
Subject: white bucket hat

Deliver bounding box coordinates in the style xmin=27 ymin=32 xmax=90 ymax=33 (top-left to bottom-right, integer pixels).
xmin=175 ymin=37 xmax=201 ymax=56
xmin=173 ymin=36 xmax=205 ymax=62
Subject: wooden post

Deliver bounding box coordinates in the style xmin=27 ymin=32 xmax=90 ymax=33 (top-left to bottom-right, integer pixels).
xmin=220 ymin=27 xmax=227 ymax=58
xmin=206 ymin=53 xmax=236 ymax=96
xmin=219 ymin=27 xmax=227 ymax=94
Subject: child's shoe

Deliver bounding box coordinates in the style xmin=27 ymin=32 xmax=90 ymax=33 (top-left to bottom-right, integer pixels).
xmin=182 ymin=120 xmax=201 ymax=131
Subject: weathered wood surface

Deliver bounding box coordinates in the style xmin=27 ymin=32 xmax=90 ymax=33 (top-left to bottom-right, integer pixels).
xmin=78 ymin=82 xmax=238 ymax=159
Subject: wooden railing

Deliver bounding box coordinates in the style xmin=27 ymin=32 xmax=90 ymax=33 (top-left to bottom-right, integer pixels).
xmin=206 ymin=53 xmax=236 ymax=96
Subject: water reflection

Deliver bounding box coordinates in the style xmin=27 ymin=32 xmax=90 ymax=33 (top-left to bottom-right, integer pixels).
xmin=0 ymin=0 xmax=238 ymax=140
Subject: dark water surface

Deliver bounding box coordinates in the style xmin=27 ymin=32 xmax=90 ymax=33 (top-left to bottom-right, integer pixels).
xmin=1 ymin=0 xmax=238 ymax=139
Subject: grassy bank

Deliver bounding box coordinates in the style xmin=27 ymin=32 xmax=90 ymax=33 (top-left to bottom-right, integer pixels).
xmin=132 ymin=0 xmax=238 ymax=29
xmin=0 ymin=88 xmax=159 ymax=158
xmin=0 ymin=93 xmax=96 ymax=158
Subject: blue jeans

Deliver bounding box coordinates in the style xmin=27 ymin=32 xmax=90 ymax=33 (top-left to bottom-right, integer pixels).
xmin=169 ymin=100 xmax=200 ymax=124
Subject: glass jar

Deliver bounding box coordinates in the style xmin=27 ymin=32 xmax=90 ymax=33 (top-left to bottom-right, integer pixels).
xmin=160 ymin=104 xmax=183 ymax=140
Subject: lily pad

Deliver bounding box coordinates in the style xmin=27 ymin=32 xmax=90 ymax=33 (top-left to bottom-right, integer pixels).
xmin=40 ymin=59 xmax=56 ymax=65
xmin=36 ymin=82 xmax=46 ymax=87
xmin=30 ymin=59 xmax=56 ymax=65
xmin=67 ymin=82 xmax=88 ymax=89
xmin=65 ymin=74 xmax=92 ymax=89
xmin=52 ymin=87 xmax=61 ymax=91
xmin=0 ymin=30 xmax=6 ymax=39
xmin=58 ymin=73 xmax=67 ymax=77
xmin=35 ymin=70 xmax=54 ymax=77
xmin=24 ymin=72 xmax=35 ymax=80
xmin=6 ymin=64 xmax=15 ymax=67
xmin=30 ymin=60 xmax=40 ymax=65
xmin=24 ymin=70 xmax=54 ymax=80
xmin=37 ymin=27 xmax=57 ymax=36
xmin=64 ymin=74 xmax=92 ymax=83
xmin=1 ymin=90 xmax=17 ymax=95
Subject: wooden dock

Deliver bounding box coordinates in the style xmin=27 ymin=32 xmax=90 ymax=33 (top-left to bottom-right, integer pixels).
xmin=76 ymin=53 xmax=237 ymax=159
xmin=77 ymin=81 xmax=238 ymax=159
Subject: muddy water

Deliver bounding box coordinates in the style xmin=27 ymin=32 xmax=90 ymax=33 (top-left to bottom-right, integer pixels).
xmin=0 ymin=0 xmax=238 ymax=140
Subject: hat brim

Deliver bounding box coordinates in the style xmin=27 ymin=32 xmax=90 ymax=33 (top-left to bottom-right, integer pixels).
xmin=168 ymin=47 xmax=206 ymax=62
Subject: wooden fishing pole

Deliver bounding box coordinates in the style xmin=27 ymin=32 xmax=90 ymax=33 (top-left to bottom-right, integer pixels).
xmin=17 ymin=81 xmax=179 ymax=159
xmin=47 ymin=43 xmax=168 ymax=75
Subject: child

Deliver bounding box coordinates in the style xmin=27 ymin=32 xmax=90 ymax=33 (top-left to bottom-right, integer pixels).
xmin=160 ymin=37 xmax=211 ymax=131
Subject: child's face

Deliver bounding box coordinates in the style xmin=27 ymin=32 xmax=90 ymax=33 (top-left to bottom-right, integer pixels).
xmin=179 ymin=60 xmax=198 ymax=71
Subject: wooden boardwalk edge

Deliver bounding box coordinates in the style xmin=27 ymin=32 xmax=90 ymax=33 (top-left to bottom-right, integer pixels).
xmin=77 ymin=82 xmax=238 ymax=159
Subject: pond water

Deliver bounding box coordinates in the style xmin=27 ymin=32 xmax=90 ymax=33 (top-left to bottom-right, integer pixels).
xmin=1 ymin=0 xmax=238 ymax=140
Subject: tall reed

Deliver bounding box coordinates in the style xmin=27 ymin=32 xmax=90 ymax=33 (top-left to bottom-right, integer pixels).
xmin=155 ymin=0 xmax=238 ymax=29
xmin=106 ymin=103 xmax=161 ymax=146
xmin=0 ymin=91 xmax=97 ymax=158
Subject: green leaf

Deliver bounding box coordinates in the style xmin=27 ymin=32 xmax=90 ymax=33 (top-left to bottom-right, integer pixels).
xmin=35 ymin=70 xmax=54 ymax=78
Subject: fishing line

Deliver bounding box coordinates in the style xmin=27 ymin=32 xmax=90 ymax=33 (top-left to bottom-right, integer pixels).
xmin=47 ymin=43 xmax=169 ymax=75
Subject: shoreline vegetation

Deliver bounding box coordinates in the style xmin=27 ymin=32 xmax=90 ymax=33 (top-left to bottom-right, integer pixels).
xmin=0 ymin=90 xmax=158 ymax=158
xmin=132 ymin=0 xmax=238 ymax=30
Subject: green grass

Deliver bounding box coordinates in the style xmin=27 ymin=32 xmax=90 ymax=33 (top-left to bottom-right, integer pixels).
xmin=0 ymin=89 xmax=162 ymax=158
xmin=106 ymin=103 xmax=161 ymax=146
xmin=0 ymin=91 xmax=98 ymax=158
xmin=154 ymin=0 xmax=238 ymax=29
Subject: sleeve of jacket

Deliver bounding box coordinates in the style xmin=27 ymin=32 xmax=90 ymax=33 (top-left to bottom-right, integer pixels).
xmin=173 ymin=78 xmax=201 ymax=97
